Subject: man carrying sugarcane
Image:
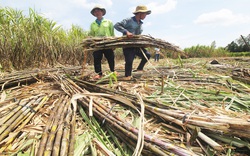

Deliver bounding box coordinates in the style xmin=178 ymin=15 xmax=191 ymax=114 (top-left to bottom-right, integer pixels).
xmin=89 ymin=5 xmax=116 ymax=80
xmin=114 ymin=5 xmax=151 ymax=80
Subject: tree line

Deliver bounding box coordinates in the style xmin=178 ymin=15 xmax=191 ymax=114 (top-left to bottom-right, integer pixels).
xmin=226 ymin=34 xmax=250 ymax=52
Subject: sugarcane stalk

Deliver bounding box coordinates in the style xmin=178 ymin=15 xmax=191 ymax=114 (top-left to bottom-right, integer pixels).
xmin=0 ymin=100 xmax=21 ymax=120
xmin=0 ymin=98 xmax=28 ymax=128
xmin=0 ymin=95 xmax=49 ymax=152
xmin=207 ymin=133 xmax=250 ymax=148
xmin=110 ymin=126 xmax=169 ymax=156
xmin=102 ymin=106 xmax=195 ymax=156
xmin=37 ymin=97 xmax=62 ymax=156
xmin=44 ymin=95 xmax=68 ymax=156
xmin=60 ymin=105 xmax=73 ymax=156
xmin=0 ymin=97 xmax=38 ymax=142
xmin=81 ymin=35 xmax=183 ymax=53
xmin=52 ymin=96 xmax=70 ymax=156
xmin=148 ymin=106 xmax=231 ymax=132
xmin=68 ymin=102 xmax=76 ymax=156
xmin=198 ymin=132 xmax=223 ymax=151
xmin=79 ymin=98 xmax=196 ymax=156
xmin=77 ymin=91 xmax=190 ymax=155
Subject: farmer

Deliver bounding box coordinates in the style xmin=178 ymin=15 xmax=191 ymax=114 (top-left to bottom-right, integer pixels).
xmin=114 ymin=5 xmax=151 ymax=80
xmin=154 ymin=48 xmax=160 ymax=62
xmin=89 ymin=5 xmax=116 ymax=80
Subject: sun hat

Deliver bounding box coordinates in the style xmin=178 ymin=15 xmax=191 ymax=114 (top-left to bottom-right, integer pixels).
xmin=133 ymin=5 xmax=151 ymax=15
xmin=91 ymin=5 xmax=106 ymax=16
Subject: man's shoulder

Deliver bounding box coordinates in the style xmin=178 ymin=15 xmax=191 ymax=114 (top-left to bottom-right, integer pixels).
xmin=103 ymin=18 xmax=113 ymax=23
xmin=90 ymin=21 xmax=97 ymax=25
xmin=124 ymin=16 xmax=134 ymax=21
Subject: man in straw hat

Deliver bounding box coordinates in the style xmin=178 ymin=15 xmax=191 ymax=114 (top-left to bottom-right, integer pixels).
xmin=114 ymin=5 xmax=151 ymax=80
xmin=89 ymin=5 xmax=116 ymax=80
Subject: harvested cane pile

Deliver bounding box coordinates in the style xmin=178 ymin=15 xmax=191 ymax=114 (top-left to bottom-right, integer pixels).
xmin=81 ymin=35 xmax=183 ymax=53
xmin=0 ymin=63 xmax=250 ymax=156
xmin=232 ymin=68 xmax=250 ymax=84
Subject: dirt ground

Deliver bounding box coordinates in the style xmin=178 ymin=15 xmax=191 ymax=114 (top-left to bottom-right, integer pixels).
xmin=83 ymin=57 xmax=250 ymax=82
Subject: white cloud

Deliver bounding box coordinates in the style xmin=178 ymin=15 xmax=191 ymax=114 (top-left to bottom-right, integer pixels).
xmin=147 ymin=0 xmax=177 ymax=15
xmin=128 ymin=0 xmax=177 ymax=15
xmin=194 ymin=9 xmax=250 ymax=26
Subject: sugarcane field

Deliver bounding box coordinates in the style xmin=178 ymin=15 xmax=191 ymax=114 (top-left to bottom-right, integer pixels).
xmin=1 ymin=51 xmax=250 ymax=156
xmin=1 ymin=6 xmax=250 ymax=156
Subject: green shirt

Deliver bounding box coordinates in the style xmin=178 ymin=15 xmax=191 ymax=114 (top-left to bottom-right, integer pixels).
xmin=90 ymin=18 xmax=114 ymax=37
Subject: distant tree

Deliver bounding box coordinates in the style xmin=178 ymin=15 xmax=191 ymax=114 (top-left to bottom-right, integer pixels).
xmin=226 ymin=34 xmax=250 ymax=52
xmin=226 ymin=41 xmax=239 ymax=52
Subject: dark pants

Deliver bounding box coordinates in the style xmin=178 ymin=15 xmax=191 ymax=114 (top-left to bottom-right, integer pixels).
xmin=123 ymin=47 xmax=151 ymax=77
xmin=93 ymin=49 xmax=115 ymax=76
xmin=155 ymin=54 xmax=160 ymax=61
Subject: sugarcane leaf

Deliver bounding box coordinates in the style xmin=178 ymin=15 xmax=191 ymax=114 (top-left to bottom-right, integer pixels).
xmin=74 ymin=132 xmax=91 ymax=156
xmin=78 ymin=106 xmax=116 ymax=154
xmin=207 ymin=133 xmax=250 ymax=148
xmin=132 ymin=115 xmax=140 ymax=128
xmin=106 ymin=128 xmax=128 ymax=156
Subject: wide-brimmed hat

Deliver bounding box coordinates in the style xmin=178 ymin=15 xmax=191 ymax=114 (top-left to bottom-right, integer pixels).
xmin=91 ymin=5 xmax=106 ymax=16
xmin=133 ymin=5 xmax=151 ymax=15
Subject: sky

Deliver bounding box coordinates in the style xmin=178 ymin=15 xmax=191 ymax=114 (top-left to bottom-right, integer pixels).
xmin=1 ymin=0 xmax=250 ymax=49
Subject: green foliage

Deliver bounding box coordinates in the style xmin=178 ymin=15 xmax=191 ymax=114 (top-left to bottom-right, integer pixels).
xmin=229 ymin=52 xmax=250 ymax=57
xmin=96 ymin=72 xmax=118 ymax=87
xmin=78 ymin=106 xmax=128 ymax=156
xmin=184 ymin=44 xmax=230 ymax=58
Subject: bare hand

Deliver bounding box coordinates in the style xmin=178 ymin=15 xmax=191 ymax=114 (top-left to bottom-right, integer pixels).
xmin=126 ymin=31 xmax=133 ymax=38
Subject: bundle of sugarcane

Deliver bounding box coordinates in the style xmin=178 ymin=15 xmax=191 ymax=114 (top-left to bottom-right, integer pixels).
xmin=61 ymin=78 xmax=197 ymax=156
xmin=73 ymin=77 xmax=250 ymax=155
xmin=0 ymin=86 xmax=50 ymax=154
xmin=0 ymin=66 xmax=82 ymax=90
xmin=81 ymin=35 xmax=183 ymax=53
xmin=232 ymin=68 xmax=250 ymax=84
xmin=0 ymin=75 xmax=79 ymax=156
xmin=37 ymin=94 xmax=75 ymax=156
xmin=1 ymin=70 xmax=249 ymax=155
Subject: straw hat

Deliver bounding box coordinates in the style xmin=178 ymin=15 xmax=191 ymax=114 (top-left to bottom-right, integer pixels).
xmin=133 ymin=5 xmax=151 ymax=15
xmin=91 ymin=5 xmax=106 ymax=16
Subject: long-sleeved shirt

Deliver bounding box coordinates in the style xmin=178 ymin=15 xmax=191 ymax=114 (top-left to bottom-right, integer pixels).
xmin=89 ymin=18 xmax=114 ymax=37
xmin=114 ymin=16 xmax=143 ymax=35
